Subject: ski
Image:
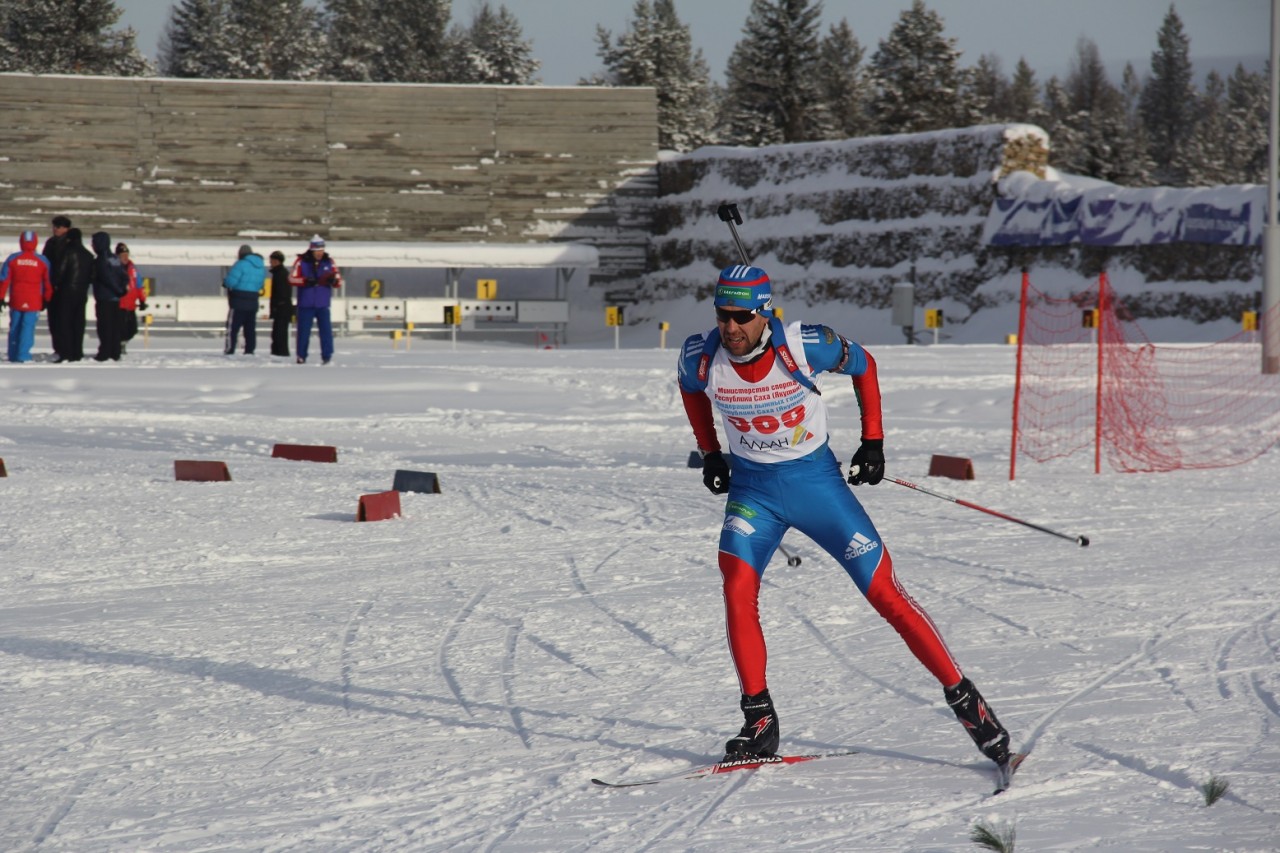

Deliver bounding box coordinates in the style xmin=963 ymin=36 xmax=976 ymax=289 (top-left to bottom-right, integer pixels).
xmin=591 ymin=751 xmax=859 ymax=789
xmin=992 ymin=752 xmax=1029 ymax=795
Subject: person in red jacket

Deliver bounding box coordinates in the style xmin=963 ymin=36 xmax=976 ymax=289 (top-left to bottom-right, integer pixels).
xmin=0 ymin=230 xmax=54 ymax=363
xmin=115 ymin=243 xmax=147 ymax=353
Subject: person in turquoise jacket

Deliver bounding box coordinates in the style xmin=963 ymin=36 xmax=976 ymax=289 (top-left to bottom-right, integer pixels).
xmin=223 ymin=244 xmax=264 ymax=355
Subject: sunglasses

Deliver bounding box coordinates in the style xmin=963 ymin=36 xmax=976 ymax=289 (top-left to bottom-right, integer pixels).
xmin=716 ymin=307 xmax=758 ymax=325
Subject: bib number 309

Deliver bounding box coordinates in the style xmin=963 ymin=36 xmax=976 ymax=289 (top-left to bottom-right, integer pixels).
xmin=726 ymin=404 xmax=805 ymax=435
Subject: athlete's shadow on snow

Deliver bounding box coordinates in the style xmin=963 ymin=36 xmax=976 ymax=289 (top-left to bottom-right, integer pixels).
xmin=0 ymin=634 xmax=704 ymax=760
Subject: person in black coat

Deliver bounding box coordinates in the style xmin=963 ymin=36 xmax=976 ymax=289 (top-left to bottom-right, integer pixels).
xmin=89 ymin=231 xmax=129 ymax=361
xmin=268 ymin=250 xmax=293 ymax=357
xmin=53 ymin=228 xmax=93 ymax=362
xmin=42 ymin=215 xmax=72 ymax=360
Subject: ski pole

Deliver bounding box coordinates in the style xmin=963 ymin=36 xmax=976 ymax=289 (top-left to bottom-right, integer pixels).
xmin=888 ymin=477 xmax=1090 ymax=547
xmin=778 ymin=543 xmax=801 ymax=567
xmin=717 ymin=203 xmax=752 ymax=265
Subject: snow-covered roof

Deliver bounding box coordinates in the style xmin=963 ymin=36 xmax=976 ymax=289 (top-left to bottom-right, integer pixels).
xmin=116 ymin=240 xmax=600 ymax=268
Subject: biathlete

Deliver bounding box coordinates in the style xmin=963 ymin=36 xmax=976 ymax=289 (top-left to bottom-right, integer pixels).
xmin=677 ymin=264 xmax=1012 ymax=771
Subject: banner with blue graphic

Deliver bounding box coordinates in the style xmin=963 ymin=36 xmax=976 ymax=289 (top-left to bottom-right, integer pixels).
xmin=984 ymin=173 xmax=1265 ymax=247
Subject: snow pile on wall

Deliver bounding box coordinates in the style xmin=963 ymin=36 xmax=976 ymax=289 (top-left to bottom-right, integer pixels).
xmin=635 ymin=123 xmax=1260 ymax=341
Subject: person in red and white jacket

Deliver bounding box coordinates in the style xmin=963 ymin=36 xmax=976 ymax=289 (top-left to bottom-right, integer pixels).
xmin=678 ymin=264 xmax=1013 ymax=773
xmin=0 ymin=230 xmax=54 ymax=363
xmin=115 ymin=242 xmax=147 ymax=352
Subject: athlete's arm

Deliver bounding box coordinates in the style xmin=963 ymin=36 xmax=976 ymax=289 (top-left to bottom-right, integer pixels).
xmin=802 ymin=324 xmax=884 ymax=441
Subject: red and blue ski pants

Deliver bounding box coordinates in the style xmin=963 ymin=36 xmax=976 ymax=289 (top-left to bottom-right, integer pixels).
xmin=717 ymin=445 xmax=962 ymax=696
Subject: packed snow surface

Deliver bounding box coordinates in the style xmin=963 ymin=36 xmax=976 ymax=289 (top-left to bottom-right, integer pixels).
xmin=2 ymin=337 xmax=1277 ymax=851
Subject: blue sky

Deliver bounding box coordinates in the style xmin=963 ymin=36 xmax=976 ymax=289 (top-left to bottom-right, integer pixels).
xmin=116 ymin=0 xmax=1269 ymax=85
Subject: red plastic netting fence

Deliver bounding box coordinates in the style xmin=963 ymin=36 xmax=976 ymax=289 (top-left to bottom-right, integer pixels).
xmin=1010 ymin=271 xmax=1280 ymax=477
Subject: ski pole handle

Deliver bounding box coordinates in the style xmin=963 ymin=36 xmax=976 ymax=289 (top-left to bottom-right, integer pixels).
xmin=889 ymin=477 xmax=1089 ymax=547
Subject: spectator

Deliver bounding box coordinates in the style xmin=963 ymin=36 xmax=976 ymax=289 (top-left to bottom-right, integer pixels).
xmin=115 ymin=242 xmax=146 ymax=353
xmin=89 ymin=231 xmax=129 ymax=361
xmin=223 ymin=244 xmax=264 ymax=356
xmin=42 ymin=215 xmax=72 ymax=360
xmin=268 ymin=250 xmax=292 ymax=357
xmin=53 ymin=228 xmax=93 ymax=362
xmin=289 ymin=235 xmax=342 ymax=365
xmin=0 ymin=230 xmax=54 ymax=363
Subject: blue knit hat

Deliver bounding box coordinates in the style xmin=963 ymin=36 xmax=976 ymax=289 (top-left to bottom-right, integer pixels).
xmin=714 ymin=265 xmax=773 ymax=312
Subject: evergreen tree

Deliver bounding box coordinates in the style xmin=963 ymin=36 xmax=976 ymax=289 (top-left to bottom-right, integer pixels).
xmin=446 ymin=2 xmax=539 ymax=85
xmin=4 ymin=0 xmax=152 ymax=75
xmin=868 ymin=0 xmax=971 ymax=134
xmin=323 ymin=0 xmax=380 ymax=82
xmin=1119 ymin=62 xmax=1154 ymax=185
xmin=1005 ymin=58 xmax=1043 ymax=125
xmin=225 ymin=0 xmax=327 ymax=80
xmin=1048 ymin=38 xmax=1147 ymax=184
xmin=1222 ymin=63 xmax=1268 ymax=183
xmin=719 ymin=0 xmax=832 ymax=146
xmin=1184 ymin=70 xmax=1230 ymax=185
xmin=370 ymin=0 xmax=451 ymax=82
xmin=817 ymin=19 xmax=870 ymax=139
xmin=1139 ymin=4 xmax=1197 ymax=184
xmin=592 ymin=0 xmax=716 ymax=152
xmin=968 ymin=53 xmax=1010 ymax=122
xmin=160 ymin=0 xmax=234 ymax=77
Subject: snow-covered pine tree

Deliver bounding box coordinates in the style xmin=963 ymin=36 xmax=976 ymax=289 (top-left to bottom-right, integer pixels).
xmin=1054 ymin=38 xmax=1136 ymax=182
xmin=1222 ymin=63 xmax=1267 ymax=184
xmin=1118 ymin=63 xmax=1154 ymax=185
xmin=446 ymin=2 xmax=539 ymax=85
xmin=5 ymin=0 xmax=152 ymax=75
xmin=1139 ymin=5 xmax=1197 ymax=185
xmin=323 ymin=0 xmax=379 ymax=82
xmin=369 ymin=0 xmax=451 ymax=82
xmin=719 ymin=0 xmax=832 ymax=146
xmin=160 ymin=0 xmax=235 ymax=78
xmin=868 ymin=0 xmax=971 ymax=134
xmin=1183 ymin=70 xmax=1230 ymax=186
xmin=1005 ymin=58 xmax=1043 ymax=125
xmin=968 ymin=53 xmax=1010 ymax=123
xmin=817 ymin=19 xmax=870 ymax=139
xmin=591 ymin=0 xmax=716 ymax=152
xmin=223 ymin=0 xmax=327 ymax=80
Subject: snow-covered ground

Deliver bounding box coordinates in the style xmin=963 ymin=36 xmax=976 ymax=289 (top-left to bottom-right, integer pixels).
xmin=2 ymin=336 xmax=1277 ymax=851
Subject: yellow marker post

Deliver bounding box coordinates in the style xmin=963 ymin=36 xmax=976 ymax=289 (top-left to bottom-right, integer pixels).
xmin=1243 ymin=310 xmax=1258 ymax=332
xmin=390 ymin=329 xmax=403 ymax=350
xmin=1082 ymin=309 xmax=1099 ymax=328
xmin=659 ymin=321 xmax=670 ymax=349
xmin=925 ymin=308 xmax=943 ymax=344
xmin=606 ymin=306 xmax=623 ymax=350
xmin=143 ymin=313 xmax=152 ymax=349
xmin=405 ymin=321 xmax=414 ymax=351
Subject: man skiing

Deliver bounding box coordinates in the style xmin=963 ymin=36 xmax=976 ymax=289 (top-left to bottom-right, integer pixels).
xmin=677 ymin=264 xmax=1012 ymax=773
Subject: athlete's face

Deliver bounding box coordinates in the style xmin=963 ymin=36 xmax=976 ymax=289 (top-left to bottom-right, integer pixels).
xmin=716 ymin=307 xmax=767 ymax=357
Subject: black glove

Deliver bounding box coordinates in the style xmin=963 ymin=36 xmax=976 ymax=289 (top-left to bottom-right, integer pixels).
xmin=139 ymin=301 xmax=148 ymax=311
xmin=847 ymin=439 xmax=885 ymax=486
xmin=0 ymin=300 xmax=7 ymax=310
xmin=701 ymin=451 xmax=731 ymax=495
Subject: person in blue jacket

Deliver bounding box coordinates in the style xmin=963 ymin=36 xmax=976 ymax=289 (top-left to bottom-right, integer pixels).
xmin=677 ymin=264 xmax=1013 ymax=775
xmin=223 ymin=244 xmax=264 ymax=355
xmin=288 ymin=235 xmax=342 ymax=364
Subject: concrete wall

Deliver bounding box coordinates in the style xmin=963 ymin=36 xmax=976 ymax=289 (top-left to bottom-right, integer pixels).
xmin=0 ymin=74 xmax=659 ymax=287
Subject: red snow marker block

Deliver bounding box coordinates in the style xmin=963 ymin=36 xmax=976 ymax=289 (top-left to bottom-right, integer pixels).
xmin=174 ymin=460 xmax=232 ymax=481
xmin=928 ymin=454 xmax=975 ymax=480
xmin=357 ymin=490 xmax=401 ymax=522
xmin=272 ymin=443 xmax=338 ymax=463
xmin=0 ymin=457 xmax=7 ymax=477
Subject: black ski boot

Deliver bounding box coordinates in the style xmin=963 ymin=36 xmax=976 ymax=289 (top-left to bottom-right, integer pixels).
xmin=945 ymin=677 xmax=1010 ymax=766
xmin=724 ymin=689 xmax=780 ymax=760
